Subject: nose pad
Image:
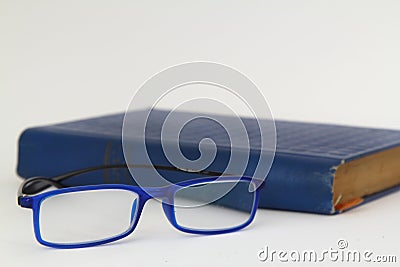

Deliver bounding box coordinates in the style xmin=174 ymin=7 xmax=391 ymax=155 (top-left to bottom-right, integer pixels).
xmin=130 ymin=199 xmax=138 ymax=224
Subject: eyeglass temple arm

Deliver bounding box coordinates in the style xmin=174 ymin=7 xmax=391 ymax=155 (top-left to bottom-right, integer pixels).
xmin=18 ymin=164 xmax=225 ymax=197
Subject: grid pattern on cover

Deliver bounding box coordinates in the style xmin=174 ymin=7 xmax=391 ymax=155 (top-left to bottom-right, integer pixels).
xmin=54 ymin=109 xmax=400 ymax=160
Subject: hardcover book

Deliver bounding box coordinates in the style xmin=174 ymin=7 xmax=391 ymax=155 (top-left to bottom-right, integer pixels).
xmin=17 ymin=109 xmax=400 ymax=214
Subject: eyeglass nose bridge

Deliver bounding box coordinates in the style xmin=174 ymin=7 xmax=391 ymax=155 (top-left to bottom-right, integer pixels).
xmin=135 ymin=186 xmax=176 ymax=224
xmin=139 ymin=186 xmax=175 ymax=200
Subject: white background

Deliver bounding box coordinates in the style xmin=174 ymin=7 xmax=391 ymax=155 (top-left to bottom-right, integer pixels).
xmin=1 ymin=1 xmax=399 ymax=266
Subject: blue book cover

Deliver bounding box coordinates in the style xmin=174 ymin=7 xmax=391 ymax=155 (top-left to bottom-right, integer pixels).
xmin=17 ymin=109 xmax=400 ymax=214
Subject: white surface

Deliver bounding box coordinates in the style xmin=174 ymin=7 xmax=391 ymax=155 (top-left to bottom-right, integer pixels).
xmin=1 ymin=1 xmax=400 ymax=266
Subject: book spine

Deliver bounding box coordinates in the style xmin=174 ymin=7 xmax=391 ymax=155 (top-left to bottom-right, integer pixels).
xmin=17 ymin=128 xmax=125 ymax=184
xmin=261 ymin=152 xmax=337 ymax=214
xmin=17 ymin=127 xmax=340 ymax=214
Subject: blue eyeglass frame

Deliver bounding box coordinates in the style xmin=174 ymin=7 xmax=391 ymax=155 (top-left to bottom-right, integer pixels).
xmin=17 ymin=164 xmax=265 ymax=249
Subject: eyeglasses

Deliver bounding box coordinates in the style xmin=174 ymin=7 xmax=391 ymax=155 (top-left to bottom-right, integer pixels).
xmin=17 ymin=164 xmax=264 ymax=249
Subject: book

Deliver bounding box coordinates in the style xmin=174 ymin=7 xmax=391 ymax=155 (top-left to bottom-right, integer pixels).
xmin=17 ymin=109 xmax=400 ymax=214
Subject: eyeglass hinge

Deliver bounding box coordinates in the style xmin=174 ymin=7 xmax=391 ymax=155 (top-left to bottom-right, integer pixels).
xmin=18 ymin=196 xmax=33 ymax=208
